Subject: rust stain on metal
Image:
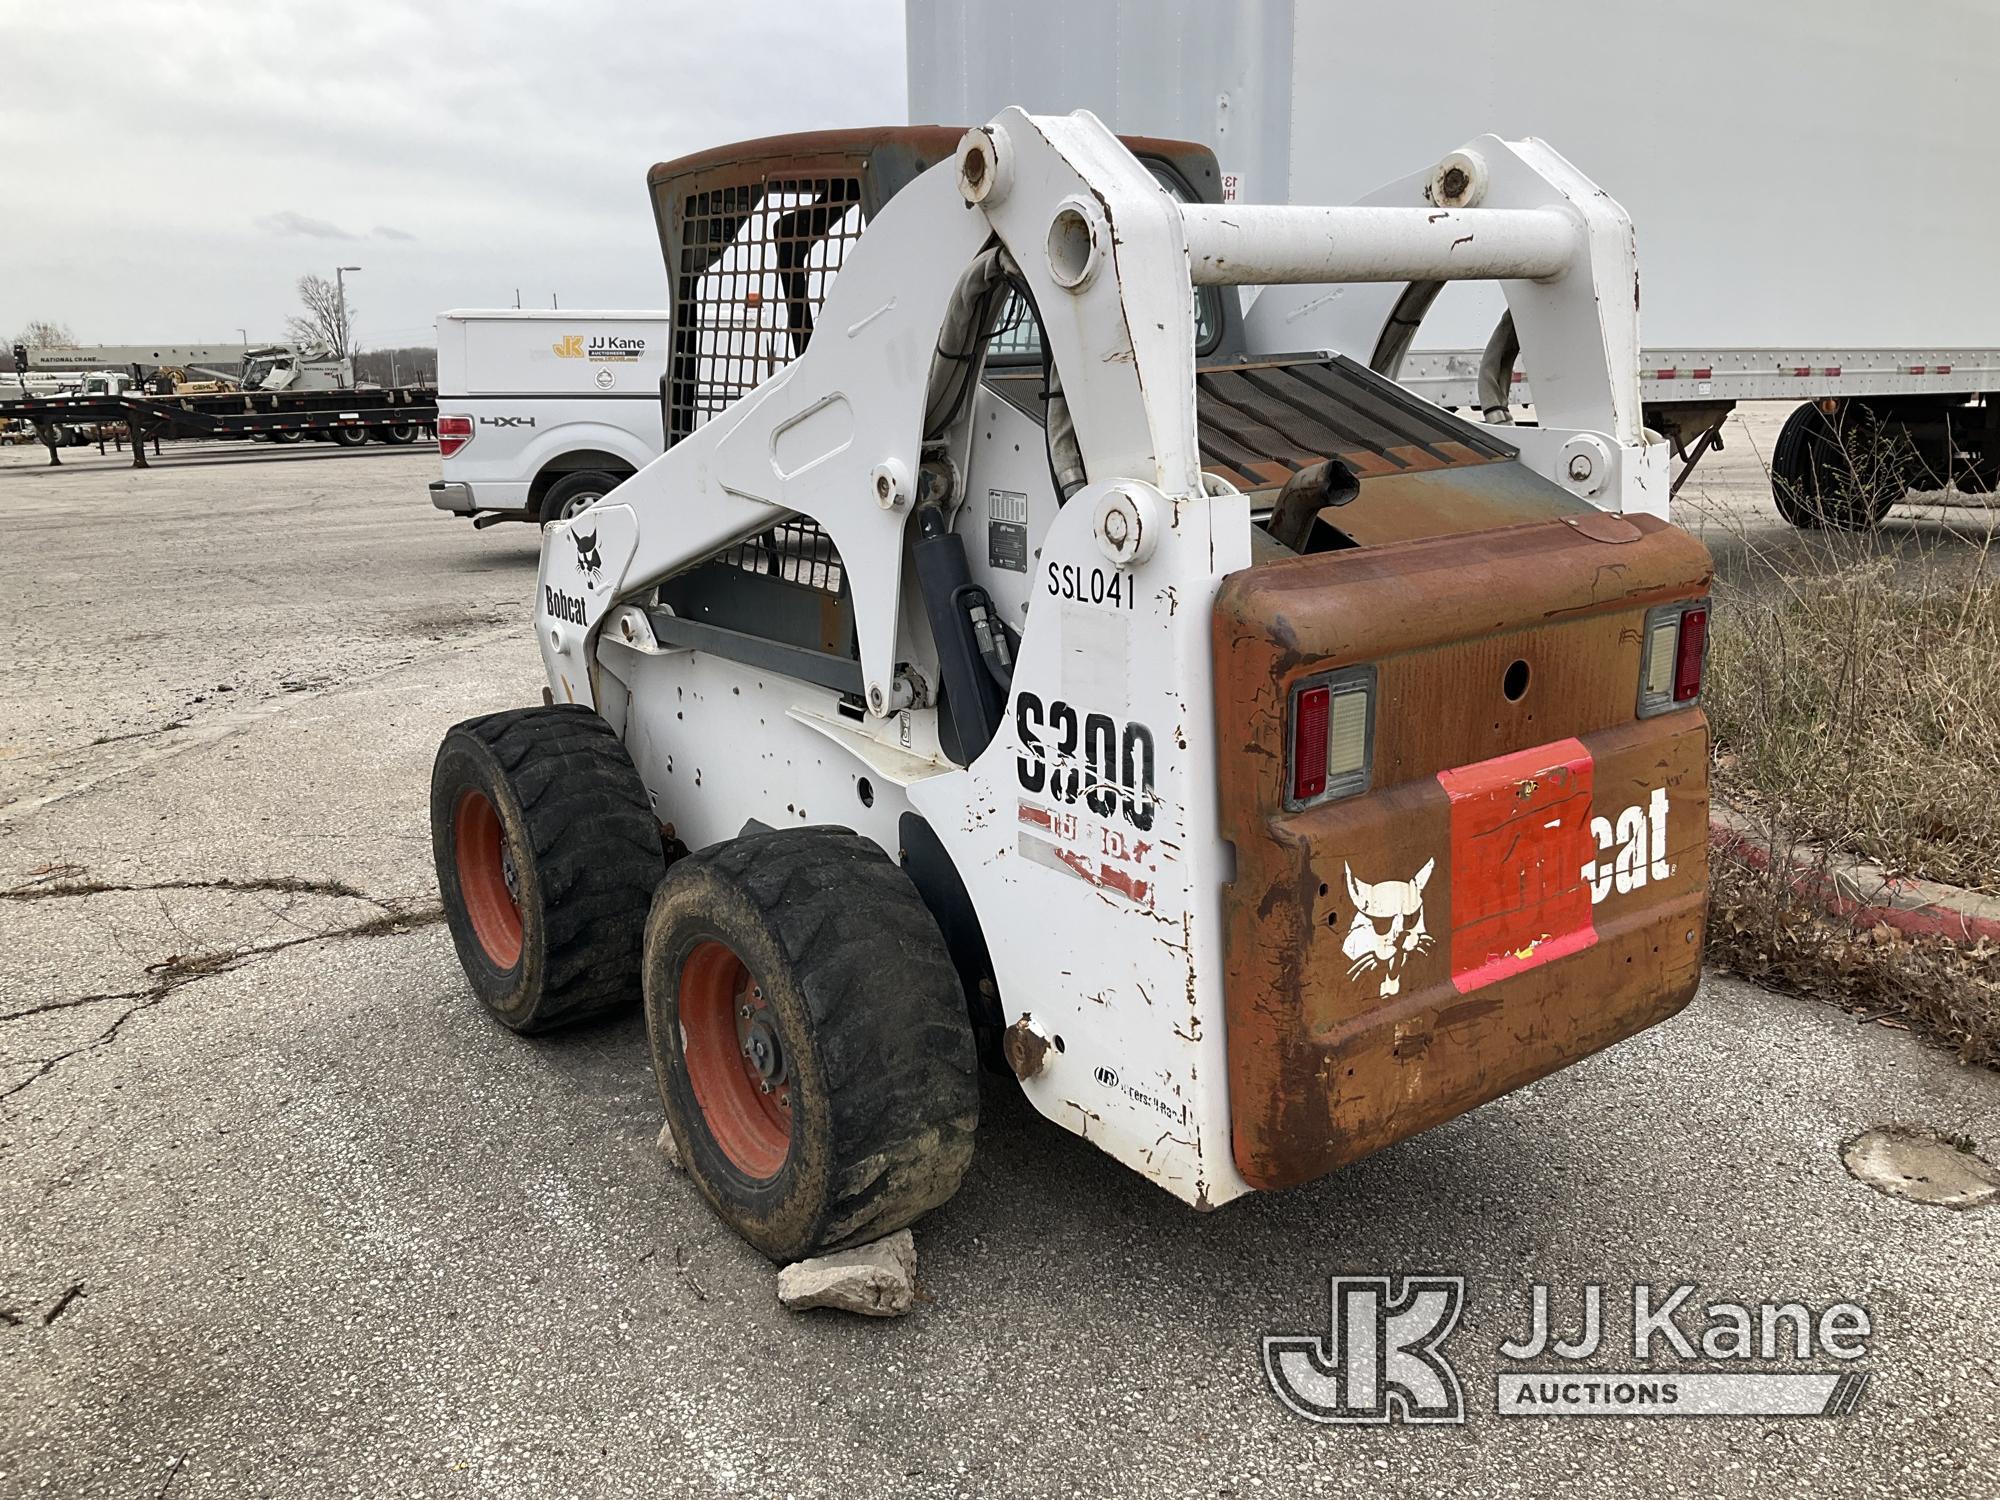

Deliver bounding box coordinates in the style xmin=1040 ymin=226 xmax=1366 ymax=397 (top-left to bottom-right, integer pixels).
xmin=1212 ymin=512 xmax=1713 ymax=1191
xmin=1002 ymin=1017 xmax=1051 ymax=1080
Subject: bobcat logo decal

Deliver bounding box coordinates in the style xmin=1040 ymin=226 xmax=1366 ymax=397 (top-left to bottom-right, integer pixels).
xmin=572 ymin=528 xmax=601 ymax=582
xmin=1342 ymin=860 xmax=1434 ymax=998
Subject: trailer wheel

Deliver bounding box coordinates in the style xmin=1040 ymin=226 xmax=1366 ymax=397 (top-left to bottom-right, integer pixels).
xmin=330 ymin=426 xmax=369 ymax=448
xmin=643 ymin=828 xmax=980 ymax=1261
xmin=431 ymin=705 xmax=665 ymax=1033
xmin=374 ymin=423 xmax=418 ymax=445
xmin=1771 ymin=401 xmax=1906 ymax=531
xmin=269 ymin=428 xmax=301 ymax=444
xmin=539 ymin=471 xmax=617 ymax=527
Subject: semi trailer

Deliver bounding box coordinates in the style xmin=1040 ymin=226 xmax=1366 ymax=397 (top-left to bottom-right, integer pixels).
xmin=909 ymin=0 xmax=2000 ymax=528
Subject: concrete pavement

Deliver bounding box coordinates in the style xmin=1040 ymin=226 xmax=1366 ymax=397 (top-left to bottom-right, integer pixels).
xmin=1 ymin=437 xmax=1996 ymax=1498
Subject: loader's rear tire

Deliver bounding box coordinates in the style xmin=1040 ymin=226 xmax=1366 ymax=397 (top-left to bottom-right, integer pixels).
xmin=643 ymin=828 xmax=979 ymax=1262
xmin=431 ymin=705 xmax=665 ymax=1034
xmin=539 ymin=471 xmax=615 ymax=528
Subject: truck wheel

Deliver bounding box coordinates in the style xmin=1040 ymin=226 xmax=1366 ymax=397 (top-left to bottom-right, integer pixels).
xmin=330 ymin=426 xmax=369 ymax=447
xmin=431 ymin=705 xmax=665 ymax=1034
xmin=643 ymin=828 xmax=980 ymax=1262
xmin=539 ymin=471 xmax=616 ymax=527
xmin=1771 ymin=402 xmax=1904 ymax=531
xmin=269 ymin=429 xmax=301 ymax=444
xmin=374 ymin=423 xmax=418 ymax=445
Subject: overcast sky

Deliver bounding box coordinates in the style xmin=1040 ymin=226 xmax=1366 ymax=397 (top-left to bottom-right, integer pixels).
xmin=5 ymin=0 xmax=907 ymax=347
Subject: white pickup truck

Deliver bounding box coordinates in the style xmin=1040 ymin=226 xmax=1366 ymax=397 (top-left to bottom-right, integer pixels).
xmin=429 ymin=309 xmax=667 ymax=527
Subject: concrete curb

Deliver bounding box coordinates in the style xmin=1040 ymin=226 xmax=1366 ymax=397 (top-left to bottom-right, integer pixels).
xmin=1710 ymin=806 xmax=2000 ymax=947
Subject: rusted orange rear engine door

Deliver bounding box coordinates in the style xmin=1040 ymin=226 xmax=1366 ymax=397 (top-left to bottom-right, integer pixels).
xmin=1214 ymin=511 xmax=1713 ymax=1191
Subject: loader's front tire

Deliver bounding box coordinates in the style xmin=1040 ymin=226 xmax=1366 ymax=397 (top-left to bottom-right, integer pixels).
xmin=643 ymin=828 xmax=979 ymax=1262
xmin=431 ymin=705 xmax=664 ymax=1033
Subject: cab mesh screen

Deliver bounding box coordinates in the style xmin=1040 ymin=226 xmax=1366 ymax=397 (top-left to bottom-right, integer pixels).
xmin=669 ymin=177 xmax=864 ymax=446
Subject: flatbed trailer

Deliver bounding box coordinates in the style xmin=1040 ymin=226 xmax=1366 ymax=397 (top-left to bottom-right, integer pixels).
xmin=9 ymin=386 xmax=437 ymax=468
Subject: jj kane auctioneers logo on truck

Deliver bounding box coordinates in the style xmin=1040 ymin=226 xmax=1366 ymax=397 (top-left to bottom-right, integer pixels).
xmin=552 ymin=333 xmax=647 ymax=363
xmin=1265 ymin=1276 xmax=1873 ymax=1424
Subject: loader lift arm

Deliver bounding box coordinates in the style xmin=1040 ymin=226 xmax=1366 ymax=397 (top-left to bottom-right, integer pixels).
xmin=536 ymin=111 xmax=1662 ymax=727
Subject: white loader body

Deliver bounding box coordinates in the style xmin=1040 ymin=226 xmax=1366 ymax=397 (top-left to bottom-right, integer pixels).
xmin=526 ymin=110 xmax=1668 ymax=1208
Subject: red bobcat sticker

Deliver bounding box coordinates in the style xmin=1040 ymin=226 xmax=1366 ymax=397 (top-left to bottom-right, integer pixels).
xmin=1437 ymin=739 xmax=1598 ymax=993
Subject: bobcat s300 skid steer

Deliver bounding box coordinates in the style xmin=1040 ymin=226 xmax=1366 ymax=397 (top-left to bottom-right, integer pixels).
xmin=430 ymin=111 xmax=1712 ymax=1261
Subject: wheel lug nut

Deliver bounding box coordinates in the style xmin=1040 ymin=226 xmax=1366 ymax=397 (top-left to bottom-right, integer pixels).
xmin=759 ymin=1081 xmax=773 ymax=1094
xmin=739 ymin=1004 xmax=752 ymax=1019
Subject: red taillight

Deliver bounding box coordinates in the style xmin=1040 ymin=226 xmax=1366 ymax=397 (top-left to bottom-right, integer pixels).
xmin=1290 ymin=685 xmax=1330 ymax=803
xmin=438 ymin=415 xmax=473 ymax=458
xmin=1673 ymin=606 xmax=1707 ymax=702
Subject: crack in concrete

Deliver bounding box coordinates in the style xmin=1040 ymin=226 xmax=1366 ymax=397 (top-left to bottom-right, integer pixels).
xmin=0 ymin=902 xmax=443 ymax=1102
xmin=1 ymin=874 xmax=392 ymax=909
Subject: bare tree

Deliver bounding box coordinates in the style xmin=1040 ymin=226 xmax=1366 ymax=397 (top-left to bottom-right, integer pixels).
xmin=12 ymin=319 xmax=76 ymax=349
xmin=285 ymin=274 xmax=353 ymax=356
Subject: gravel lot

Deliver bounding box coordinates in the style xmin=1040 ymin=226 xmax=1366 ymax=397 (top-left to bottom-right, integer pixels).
xmin=2 ymin=434 xmax=1996 ymax=1498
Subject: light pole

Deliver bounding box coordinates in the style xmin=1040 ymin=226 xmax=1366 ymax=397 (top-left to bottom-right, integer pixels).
xmin=334 ymin=264 xmax=362 ymax=358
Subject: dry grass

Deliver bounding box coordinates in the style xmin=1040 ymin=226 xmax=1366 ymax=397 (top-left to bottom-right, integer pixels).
xmin=1694 ymin=415 xmax=2000 ymax=1061
xmin=1704 ymin=416 xmax=2000 ymax=894
xmin=1707 ymin=841 xmax=2000 ymax=1067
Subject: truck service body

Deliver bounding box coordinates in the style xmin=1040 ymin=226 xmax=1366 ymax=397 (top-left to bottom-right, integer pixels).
xmin=430 ymin=309 xmax=667 ymax=527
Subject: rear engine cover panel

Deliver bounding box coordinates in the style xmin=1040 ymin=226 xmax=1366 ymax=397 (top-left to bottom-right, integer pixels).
xmin=1213 ymin=514 xmax=1714 ymax=1190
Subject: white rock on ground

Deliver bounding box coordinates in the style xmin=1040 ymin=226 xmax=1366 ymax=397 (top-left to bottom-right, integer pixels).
xmin=776 ymin=1230 xmax=918 ymax=1317
xmin=656 ymin=1122 xmax=684 ymax=1171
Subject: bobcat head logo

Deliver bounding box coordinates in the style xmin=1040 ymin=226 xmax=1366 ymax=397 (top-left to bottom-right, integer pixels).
xmin=572 ymin=528 xmax=601 ymax=581
xmin=1342 ymin=859 xmax=1434 ymax=998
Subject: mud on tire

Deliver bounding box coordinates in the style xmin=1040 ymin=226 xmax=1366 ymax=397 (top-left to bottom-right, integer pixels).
xmin=431 ymin=704 xmax=664 ymax=1033
xmin=643 ymin=827 xmax=980 ymax=1262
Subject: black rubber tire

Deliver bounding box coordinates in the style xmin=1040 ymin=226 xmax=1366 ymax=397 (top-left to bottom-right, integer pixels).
xmin=539 ymin=470 xmax=617 ymax=528
xmin=329 ymin=425 xmax=369 ymax=447
xmin=431 ymin=705 xmax=665 ymax=1034
xmin=269 ymin=429 xmax=301 ymax=444
xmin=643 ymin=827 xmax=980 ymax=1262
xmin=373 ymin=423 xmax=418 ymax=445
xmin=1770 ymin=401 xmax=1904 ymax=531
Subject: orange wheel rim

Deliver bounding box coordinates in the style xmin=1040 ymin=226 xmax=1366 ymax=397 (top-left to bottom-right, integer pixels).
xmin=453 ymin=790 xmax=523 ymax=968
xmin=680 ymin=940 xmax=792 ymax=1179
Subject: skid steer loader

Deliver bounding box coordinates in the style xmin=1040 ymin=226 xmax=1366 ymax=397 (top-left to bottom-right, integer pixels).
xmin=431 ymin=111 xmax=1712 ymax=1262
